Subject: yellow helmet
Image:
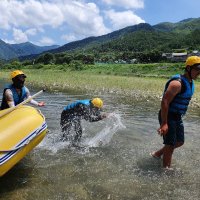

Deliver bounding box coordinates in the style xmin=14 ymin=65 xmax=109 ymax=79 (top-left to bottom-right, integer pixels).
xmin=185 ymin=56 xmax=200 ymax=67
xmin=91 ymin=98 xmax=103 ymax=108
xmin=10 ymin=70 xmax=26 ymax=79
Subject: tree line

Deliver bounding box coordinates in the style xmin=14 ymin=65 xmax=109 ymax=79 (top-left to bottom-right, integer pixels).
xmin=0 ymin=28 xmax=200 ymax=69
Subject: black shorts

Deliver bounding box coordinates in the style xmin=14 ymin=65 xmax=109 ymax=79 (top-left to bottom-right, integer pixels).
xmin=158 ymin=111 xmax=184 ymax=146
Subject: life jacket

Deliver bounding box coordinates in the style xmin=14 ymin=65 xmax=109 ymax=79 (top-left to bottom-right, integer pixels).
xmin=1 ymin=84 xmax=27 ymax=110
xmin=63 ymin=99 xmax=90 ymax=111
xmin=164 ymin=74 xmax=194 ymax=115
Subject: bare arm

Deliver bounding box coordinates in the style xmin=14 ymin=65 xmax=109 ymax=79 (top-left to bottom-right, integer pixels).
xmin=4 ymin=89 xmax=15 ymax=107
xmin=158 ymin=80 xmax=182 ymax=136
xmin=26 ymin=88 xmax=45 ymax=106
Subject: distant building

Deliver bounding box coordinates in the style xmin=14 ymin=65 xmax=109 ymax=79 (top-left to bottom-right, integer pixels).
xmin=190 ymin=50 xmax=200 ymax=56
xmin=162 ymin=52 xmax=188 ymax=62
xmin=162 ymin=53 xmax=172 ymax=59
xmin=171 ymin=52 xmax=188 ymax=62
xmin=162 ymin=51 xmax=200 ymax=62
xmin=192 ymin=50 xmax=198 ymax=54
xmin=130 ymin=59 xmax=137 ymax=64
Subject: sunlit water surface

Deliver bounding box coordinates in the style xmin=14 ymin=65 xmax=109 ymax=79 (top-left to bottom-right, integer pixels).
xmin=0 ymin=80 xmax=200 ymax=200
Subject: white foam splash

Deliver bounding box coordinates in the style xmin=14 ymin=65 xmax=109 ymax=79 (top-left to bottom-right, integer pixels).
xmin=37 ymin=130 xmax=71 ymax=154
xmin=37 ymin=113 xmax=125 ymax=153
xmin=82 ymin=113 xmax=125 ymax=147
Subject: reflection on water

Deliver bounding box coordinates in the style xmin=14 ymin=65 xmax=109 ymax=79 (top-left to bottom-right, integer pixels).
xmin=0 ymin=80 xmax=200 ymax=200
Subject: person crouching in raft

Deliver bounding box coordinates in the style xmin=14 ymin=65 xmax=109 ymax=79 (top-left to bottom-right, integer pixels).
xmin=1 ymin=70 xmax=45 ymax=110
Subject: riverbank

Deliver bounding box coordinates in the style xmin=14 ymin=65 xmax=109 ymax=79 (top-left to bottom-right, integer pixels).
xmin=1 ymin=66 xmax=200 ymax=108
xmin=0 ymin=68 xmax=166 ymax=98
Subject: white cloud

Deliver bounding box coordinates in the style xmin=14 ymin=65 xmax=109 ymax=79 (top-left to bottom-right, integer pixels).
xmin=13 ymin=28 xmax=28 ymax=43
xmin=0 ymin=0 xmax=64 ymax=29
xmin=38 ymin=36 xmax=55 ymax=46
xmin=0 ymin=0 xmax=146 ymax=45
xmin=60 ymin=1 xmax=110 ymax=37
xmin=25 ymin=28 xmax=37 ymax=36
xmin=105 ymin=10 xmax=145 ymax=30
xmin=0 ymin=0 xmax=109 ymax=37
xmin=0 ymin=2 xmax=12 ymax=30
xmin=61 ymin=34 xmax=77 ymax=43
xmin=102 ymin=0 xmax=144 ymax=9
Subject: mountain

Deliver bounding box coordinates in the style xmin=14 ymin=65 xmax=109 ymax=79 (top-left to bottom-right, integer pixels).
xmin=153 ymin=17 xmax=200 ymax=33
xmin=10 ymin=42 xmax=59 ymax=57
xmin=45 ymin=18 xmax=200 ymax=55
xmin=0 ymin=41 xmax=59 ymax=60
xmin=1 ymin=17 xmax=200 ymax=61
xmin=47 ymin=23 xmax=154 ymax=53
xmin=0 ymin=39 xmax=18 ymax=60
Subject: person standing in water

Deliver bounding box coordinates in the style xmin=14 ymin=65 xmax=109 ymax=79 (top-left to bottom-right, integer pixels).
xmin=60 ymin=98 xmax=107 ymax=143
xmin=1 ymin=70 xmax=45 ymax=110
xmin=151 ymin=56 xmax=200 ymax=169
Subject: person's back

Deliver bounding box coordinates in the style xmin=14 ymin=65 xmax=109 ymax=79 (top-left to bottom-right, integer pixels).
xmin=163 ymin=74 xmax=194 ymax=115
xmin=60 ymin=98 xmax=106 ymax=143
xmin=61 ymin=99 xmax=91 ymax=117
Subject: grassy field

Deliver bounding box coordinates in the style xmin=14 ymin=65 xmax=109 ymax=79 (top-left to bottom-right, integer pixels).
xmin=0 ymin=69 xmax=166 ymax=98
xmin=1 ymin=63 xmax=200 ymax=108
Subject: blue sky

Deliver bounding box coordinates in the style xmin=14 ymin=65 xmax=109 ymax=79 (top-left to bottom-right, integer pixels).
xmin=0 ymin=0 xmax=200 ymax=46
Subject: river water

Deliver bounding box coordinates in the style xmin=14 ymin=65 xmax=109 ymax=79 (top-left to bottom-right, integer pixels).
xmin=0 ymin=80 xmax=200 ymax=200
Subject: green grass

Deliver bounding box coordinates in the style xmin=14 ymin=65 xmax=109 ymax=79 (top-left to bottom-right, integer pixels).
xmin=90 ymin=62 xmax=184 ymax=77
xmin=1 ymin=63 xmax=200 ymax=108
xmin=0 ymin=68 xmax=165 ymax=97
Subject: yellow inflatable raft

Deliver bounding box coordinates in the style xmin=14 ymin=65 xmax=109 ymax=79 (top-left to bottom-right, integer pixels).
xmin=0 ymin=105 xmax=47 ymax=176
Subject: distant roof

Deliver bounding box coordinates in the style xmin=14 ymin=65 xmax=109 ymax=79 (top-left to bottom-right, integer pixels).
xmin=172 ymin=52 xmax=187 ymax=57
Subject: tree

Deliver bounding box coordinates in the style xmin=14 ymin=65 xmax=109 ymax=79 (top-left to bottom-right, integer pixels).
xmin=43 ymin=53 xmax=54 ymax=65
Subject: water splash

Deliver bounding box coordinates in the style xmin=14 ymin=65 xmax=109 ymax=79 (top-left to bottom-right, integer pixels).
xmin=38 ymin=113 xmax=125 ymax=153
xmin=82 ymin=113 xmax=126 ymax=148
xmin=37 ymin=129 xmax=71 ymax=154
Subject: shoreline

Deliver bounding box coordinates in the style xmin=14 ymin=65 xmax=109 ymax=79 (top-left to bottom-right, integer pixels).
xmin=2 ymin=69 xmax=165 ymax=98
xmin=1 ymin=69 xmax=200 ymax=109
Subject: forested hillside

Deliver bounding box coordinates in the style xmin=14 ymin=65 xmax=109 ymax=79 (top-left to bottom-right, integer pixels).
xmin=47 ymin=18 xmax=200 ymax=55
xmin=1 ymin=18 xmax=200 ymax=64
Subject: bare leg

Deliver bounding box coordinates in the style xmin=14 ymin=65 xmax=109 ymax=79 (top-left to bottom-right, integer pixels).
xmin=162 ymin=145 xmax=174 ymax=168
xmin=151 ymin=147 xmax=165 ymax=158
xmin=152 ymin=142 xmax=184 ymax=158
xmin=152 ymin=142 xmax=184 ymax=168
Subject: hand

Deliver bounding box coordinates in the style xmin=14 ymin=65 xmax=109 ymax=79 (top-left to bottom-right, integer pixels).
xmin=101 ymin=113 xmax=114 ymax=119
xmin=107 ymin=113 xmax=114 ymax=118
xmin=38 ymin=101 xmax=45 ymax=107
xmin=157 ymin=123 xmax=168 ymax=136
xmin=101 ymin=113 xmax=108 ymax=119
